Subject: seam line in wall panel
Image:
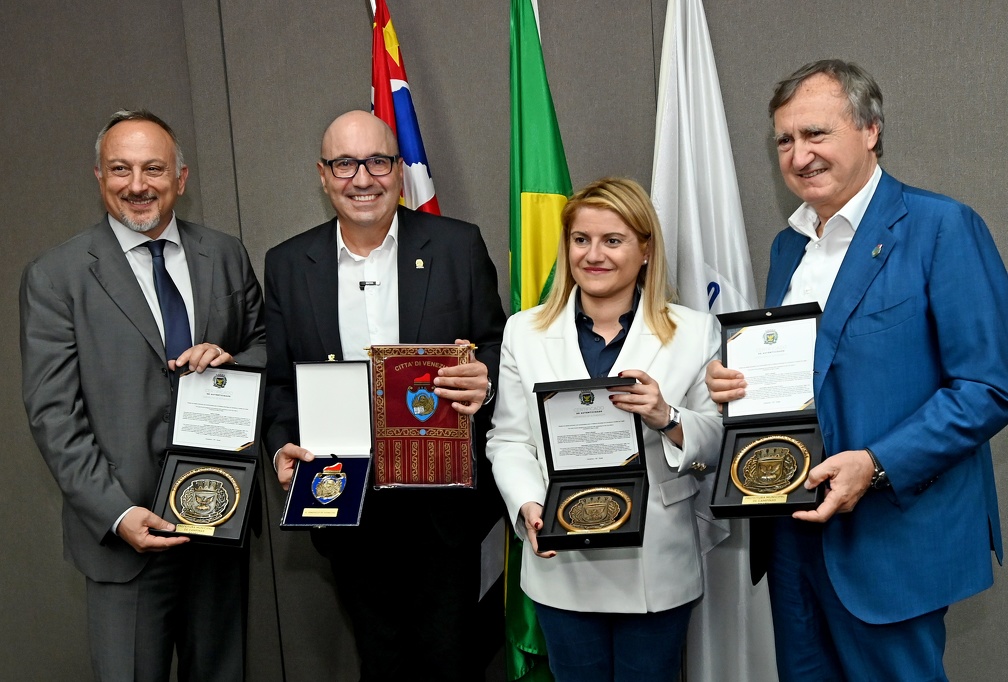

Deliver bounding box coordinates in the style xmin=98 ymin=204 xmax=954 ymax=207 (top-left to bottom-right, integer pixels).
xmin=217 ymin=0 xmax=245 ymax=244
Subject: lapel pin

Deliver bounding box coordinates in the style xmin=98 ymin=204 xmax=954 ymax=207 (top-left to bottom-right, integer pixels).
xmin=327 ymin=354 xmax=336 ymax=362
xmin=415 ymin=259 xmax=424 ymax=269
xmin=871 ymin=244 xmax=883 ymax=258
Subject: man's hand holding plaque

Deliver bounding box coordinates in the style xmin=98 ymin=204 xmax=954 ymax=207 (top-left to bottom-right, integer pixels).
xmin=792 ymin=448 xmax=876 ymax=522
xmin=708 ymin=303 xmax=826 ymax=518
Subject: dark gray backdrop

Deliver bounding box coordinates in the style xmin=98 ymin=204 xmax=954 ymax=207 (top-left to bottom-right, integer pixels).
xmin=2 ymin=1 xmax=1005 ymax=680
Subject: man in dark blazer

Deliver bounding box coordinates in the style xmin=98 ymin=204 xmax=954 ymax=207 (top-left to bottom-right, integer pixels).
xmin=708 ymin=61 xmax=1008 ymax=681
xmin=263 ymin=110 xmax=506 ymax=681
xmin=20 ymin=110 xmax=266 ymax=681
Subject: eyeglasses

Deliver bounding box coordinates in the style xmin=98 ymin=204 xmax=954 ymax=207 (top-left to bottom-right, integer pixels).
xmin=320 ymin=155 xmax=400 ymax=178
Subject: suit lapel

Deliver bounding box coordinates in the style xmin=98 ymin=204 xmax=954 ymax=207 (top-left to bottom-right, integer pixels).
xmin=304 ymin=218 xmax=345 ymax=358
xmin=543 ymin=290 xmax=591 ymax=380
xmin=814 ymin=172 xmax=905 ymax=395
xmin=613 ymin=303 xmax=661 ymax=375
xmin=396 ymin=209 xmax=431 ymax=344
xmin=179 ymin=220 xmax=212 ymax=344
xmin=767 ymin=234 xmax=808 ymax=307
xmin=87 ymin=219 xmax=166 ymax=361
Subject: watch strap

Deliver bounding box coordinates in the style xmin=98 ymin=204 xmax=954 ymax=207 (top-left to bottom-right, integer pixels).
xmin=866 ymin=447 xmax=890 ymax=489
xmin=659 ymin=406 xmax=681 ymax=432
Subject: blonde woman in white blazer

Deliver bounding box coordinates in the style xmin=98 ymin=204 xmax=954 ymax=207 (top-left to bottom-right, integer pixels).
xmin=487 ymin=177 xmax=722 ymax=682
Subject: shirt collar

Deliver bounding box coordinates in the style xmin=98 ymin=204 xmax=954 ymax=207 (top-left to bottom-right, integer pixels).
xmin=336 ymin=213 xmax=399 ymax=262
xmin=574 ymin=286 xmax=641 ymax=329
xmin=787 ymin=164 xmax=883 ymax=239
xmin=108 ymin=212 xmax=182 ymax=253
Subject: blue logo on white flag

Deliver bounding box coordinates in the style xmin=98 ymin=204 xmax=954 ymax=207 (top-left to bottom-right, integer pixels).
xmin=707 ymin=281 xmax=721 ymax=310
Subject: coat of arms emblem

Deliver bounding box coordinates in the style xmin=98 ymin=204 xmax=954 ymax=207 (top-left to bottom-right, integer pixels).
xmin=312 ymin=462 xmax=346 ymax=504
xmin=406 ymin=372 xmax=438 ymax=422
xmin=179 ymin=478 xmax=229 ymax=524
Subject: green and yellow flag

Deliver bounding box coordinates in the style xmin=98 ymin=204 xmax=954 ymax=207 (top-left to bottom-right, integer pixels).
xmin=509 ymin=0 xmax=572 ymax=314
xmin=506 ymin=1 xmax=569 ymax=680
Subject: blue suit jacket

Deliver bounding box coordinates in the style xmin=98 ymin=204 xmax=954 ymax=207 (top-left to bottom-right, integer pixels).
xmin=765 ymin=171 xmax=1008 ymax=624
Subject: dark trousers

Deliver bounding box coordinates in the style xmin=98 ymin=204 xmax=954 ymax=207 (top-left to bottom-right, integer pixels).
xmin=326 ymin=531 xmax=484 ymax=682
xmin=86 ymin=543 xmax=248 ymax=682
xmin=768 ymin=519 xmax=948 ymax=682
xmin=533 ymin=601 xmax=693 ymax=682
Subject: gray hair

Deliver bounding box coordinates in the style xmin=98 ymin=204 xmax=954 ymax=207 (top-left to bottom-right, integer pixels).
xmin=769 ymin=60 xmax=885 ymax=158
xmin=94 ymin=109 xmax=185 ymax=176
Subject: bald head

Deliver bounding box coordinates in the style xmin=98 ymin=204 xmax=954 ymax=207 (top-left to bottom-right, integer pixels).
xmin=320 ymin=110 xmax=399 ymax=159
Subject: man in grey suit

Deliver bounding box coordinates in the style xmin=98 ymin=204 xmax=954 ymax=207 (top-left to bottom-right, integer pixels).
xmin=20 ymin=110 xmax=266 ymax=681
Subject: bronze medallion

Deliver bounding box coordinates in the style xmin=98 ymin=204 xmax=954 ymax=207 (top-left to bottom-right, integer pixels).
xmin=730 ymin=435 xmax=811 ymax=496
xmin=556 ymin=486 xmax=632 ymax=533
xmin=169 ymin=466 xmax=240 ymax=526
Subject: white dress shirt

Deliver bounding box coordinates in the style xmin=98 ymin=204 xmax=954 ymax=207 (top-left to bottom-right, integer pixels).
xmin=782 ymin=164 xmax=882 ymax=310
xmin=108 ymin=213 xmax=196 ymax=347
xmin=336 ymin=215 xmax=401 ymax=360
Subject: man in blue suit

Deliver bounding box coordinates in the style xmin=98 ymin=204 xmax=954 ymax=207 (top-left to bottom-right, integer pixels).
xmin=708 ymin=60 xmax=1008 ymax=681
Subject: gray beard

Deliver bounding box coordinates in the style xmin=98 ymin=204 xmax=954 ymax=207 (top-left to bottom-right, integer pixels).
xmin=119 ymin=211 xmax=162 ymax=233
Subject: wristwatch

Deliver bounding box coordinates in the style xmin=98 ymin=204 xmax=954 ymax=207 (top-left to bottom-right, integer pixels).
xmin=659 ymin=405 xmax=681 ymax=432
xmin=866 ymin=448 xmax=890 ymax=489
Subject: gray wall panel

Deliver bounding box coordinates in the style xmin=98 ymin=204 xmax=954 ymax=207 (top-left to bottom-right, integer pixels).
xmin=540 ymin=0 xmax=658 ymax=194
xmin=182 ymin=0 xmax=243 ymax=239
xmin=220 ymin=0 xmax=372 ymax=282
xmin=4 ymin=0 xmax=1008 ymax=680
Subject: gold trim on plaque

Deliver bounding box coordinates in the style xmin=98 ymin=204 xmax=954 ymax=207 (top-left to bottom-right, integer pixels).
xmin=169 ymin=466 xmax=240 ymax=527
xmin=556 ymin=486 xmax=633 ymax=533
xmin=730 ymin=435 xmax=811 ymax=496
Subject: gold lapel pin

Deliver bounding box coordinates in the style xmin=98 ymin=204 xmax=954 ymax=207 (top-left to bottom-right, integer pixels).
xmin=871 ymin=244 xmax=883 ymax=258
xmin=415 ymin=259 xmax=424 ymax=269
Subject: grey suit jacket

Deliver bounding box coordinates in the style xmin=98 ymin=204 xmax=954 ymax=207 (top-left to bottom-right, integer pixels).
xmin=20 ymin=217 xmax=266 ymax=583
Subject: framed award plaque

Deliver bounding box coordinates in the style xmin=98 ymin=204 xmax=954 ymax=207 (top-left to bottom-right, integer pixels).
xmin=150 ymin=364 xmax=265 ymax=545
xmin=150 ymin=452 xmax=257 ymax=545
xmin=281 ymin=361 xmax=372 ymax=528
xmin=532 ymin=377 xmax=648 ymax=552
xmin=710 ymin=303 xmax=827 ymax=517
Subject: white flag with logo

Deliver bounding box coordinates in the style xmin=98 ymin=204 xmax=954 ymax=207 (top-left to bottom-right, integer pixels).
xmin=651 ymin=1 xmax=777 ymax=680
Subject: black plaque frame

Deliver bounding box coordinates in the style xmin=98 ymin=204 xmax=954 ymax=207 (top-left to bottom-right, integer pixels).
xmin=151 ymin=451 xmax=257 ymax=546
xmin=711 ymin=303 xmax=826 ymax=518
xmin=150 ymin=364 xmax=264 ymax=545
xmin=533 ymin=377 xmax=648 ymax=551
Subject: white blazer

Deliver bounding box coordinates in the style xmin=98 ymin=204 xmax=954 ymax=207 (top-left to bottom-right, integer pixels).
xmin=487 ymin=289 xmax=723 ymax=613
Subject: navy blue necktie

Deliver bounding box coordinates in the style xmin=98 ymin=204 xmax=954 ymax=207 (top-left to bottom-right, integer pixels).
xmin=145 ymin=239 xmax=192 ymax=362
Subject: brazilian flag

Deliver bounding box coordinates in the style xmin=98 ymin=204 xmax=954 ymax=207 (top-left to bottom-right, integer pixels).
xmin=509 ymin=0 xmax=572 ymax=314
xmin=505 ymin=1 xmax=570 ymax=679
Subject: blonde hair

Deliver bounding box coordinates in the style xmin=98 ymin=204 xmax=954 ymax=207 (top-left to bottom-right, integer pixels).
xmin=535 ymin=176 xmax=678 ymax=344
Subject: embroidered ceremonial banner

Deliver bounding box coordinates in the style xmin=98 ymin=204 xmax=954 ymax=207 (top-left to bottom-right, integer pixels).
xmin=370 ymin=344 xmax=473 ymax=487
